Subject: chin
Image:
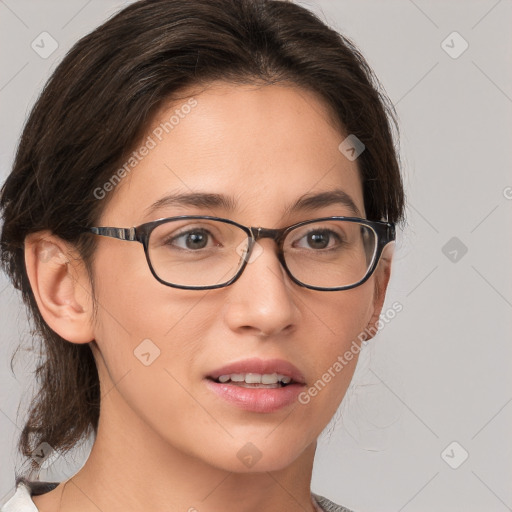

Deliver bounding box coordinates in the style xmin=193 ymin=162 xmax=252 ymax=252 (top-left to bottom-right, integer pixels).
xmin=196 ymin=435 xmax=313 ymax=474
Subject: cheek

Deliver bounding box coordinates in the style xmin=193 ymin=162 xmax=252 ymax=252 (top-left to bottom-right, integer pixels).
xmin=91 ymin=241 xmax=206 ymax=336
xmin=297 ymin=283 xmax=375 ymax=420
xmin=88 ymin=268 xmax=225 ymax=456
xmin=312 ymin=280 xmax=375 ymax=351
xmin=89 ymin=244 xmax=220 ymax=389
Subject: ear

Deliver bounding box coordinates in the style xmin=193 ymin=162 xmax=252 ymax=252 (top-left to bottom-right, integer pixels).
xmin=365 ymin=243 xmax=395 ymax=341
xmin=24 ymin=231 xmax=95 ymax=343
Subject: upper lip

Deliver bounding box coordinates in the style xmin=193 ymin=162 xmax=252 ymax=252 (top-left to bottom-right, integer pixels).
xmin=206 ymin=358 xmax=306 ymax=384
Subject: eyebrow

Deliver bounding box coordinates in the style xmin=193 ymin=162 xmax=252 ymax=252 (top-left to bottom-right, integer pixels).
xmin=285 ymin=189 xmax=362 ymax=217
xmin=144 ymin=192 xmax=237 ymax=218
xmin=144 ymin=188 xmax=362 ymax=219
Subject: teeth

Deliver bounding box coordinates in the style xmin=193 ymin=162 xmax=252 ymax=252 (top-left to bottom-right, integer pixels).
xmin=261 ymin=373 xmax=277 ymax=384
xmin=245 ymin=373 xmax=261 ymax=384
xmin=216 ymin=373 xmax=292 ymax=385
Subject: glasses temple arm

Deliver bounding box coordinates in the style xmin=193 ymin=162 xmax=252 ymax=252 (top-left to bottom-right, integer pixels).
xmin=89 ymin=226 xmax=137 ymax=241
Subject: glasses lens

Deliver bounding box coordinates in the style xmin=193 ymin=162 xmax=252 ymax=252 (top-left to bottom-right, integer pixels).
xmin=283 ymin=220 xmax=377 ymax=289
xmin=147 ymin=219 xmax=249 ymax=287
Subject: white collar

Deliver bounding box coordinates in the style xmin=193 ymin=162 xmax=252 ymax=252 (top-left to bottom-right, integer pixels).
xmin=1 ymin=481 xmax=39 ymax=512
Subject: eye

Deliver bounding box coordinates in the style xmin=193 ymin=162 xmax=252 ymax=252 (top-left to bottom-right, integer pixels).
xmin=167 ymin=228 xmax=218 ymax=250
xmin=293 ymin=229 xmax=343 ymax=250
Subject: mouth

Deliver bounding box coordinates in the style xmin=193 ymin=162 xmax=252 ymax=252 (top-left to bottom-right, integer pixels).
xmin=204 ymin=358 xmax=306 ymax=413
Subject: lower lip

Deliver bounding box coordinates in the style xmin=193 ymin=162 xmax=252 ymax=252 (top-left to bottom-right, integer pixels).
xmin=205 ymin=379 xmax=304 ymax=413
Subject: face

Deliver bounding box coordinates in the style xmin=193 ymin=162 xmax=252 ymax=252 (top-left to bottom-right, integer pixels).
xmin=50 ymin=82 xmax=391 ymax=472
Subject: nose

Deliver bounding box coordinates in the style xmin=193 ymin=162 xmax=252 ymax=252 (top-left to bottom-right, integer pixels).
xmin=222 ymin=238 xmax=299 ymax=337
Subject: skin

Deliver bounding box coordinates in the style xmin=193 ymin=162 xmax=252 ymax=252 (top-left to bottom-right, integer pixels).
xmin=26 ymin=81 xmax=393 ymax=512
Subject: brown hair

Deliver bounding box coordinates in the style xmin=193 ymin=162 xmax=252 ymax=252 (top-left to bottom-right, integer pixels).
xmin=0 ymin=0 xmax=405 ymax=475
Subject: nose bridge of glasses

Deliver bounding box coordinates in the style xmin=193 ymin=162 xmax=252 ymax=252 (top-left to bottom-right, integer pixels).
xmin=242 ymin=227 xmax=288 ymax=281
xmin=249 ymin=226 xmax=285 ymax=245
xmin=242 ymin=226 xmax=287 ymax=266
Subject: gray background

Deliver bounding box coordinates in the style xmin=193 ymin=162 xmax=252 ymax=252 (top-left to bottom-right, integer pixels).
xmin=1 ymin=1 xmax=511 ymax=511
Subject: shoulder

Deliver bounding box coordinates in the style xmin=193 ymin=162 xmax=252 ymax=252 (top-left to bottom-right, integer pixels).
xmin=312 ymin=492 xmax=357 ymax=512
xmin=1 ymin=479 xmax=59 ymax=512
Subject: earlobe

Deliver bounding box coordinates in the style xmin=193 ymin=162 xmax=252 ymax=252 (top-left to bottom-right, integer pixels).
xmin=24 ymin=231 xmax=95 ymax=344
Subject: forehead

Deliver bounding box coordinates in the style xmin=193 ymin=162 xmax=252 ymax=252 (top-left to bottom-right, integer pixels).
xmin=99 ymin=81 xmax=364 ymax=224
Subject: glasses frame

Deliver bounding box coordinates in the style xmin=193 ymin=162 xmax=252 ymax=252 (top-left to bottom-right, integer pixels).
xmin=86 ymin=215 xmax=395 ymax=291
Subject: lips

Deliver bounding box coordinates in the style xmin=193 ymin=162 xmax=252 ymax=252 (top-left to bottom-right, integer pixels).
xmin=205 ymin=358 xmax=306 ymax=413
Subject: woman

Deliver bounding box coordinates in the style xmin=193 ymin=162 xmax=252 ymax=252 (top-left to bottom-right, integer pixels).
xmin=0 ymin=0 xmax=404 ymax=511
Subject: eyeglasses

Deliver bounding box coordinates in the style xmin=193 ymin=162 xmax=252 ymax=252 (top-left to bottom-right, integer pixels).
xmin=86 ymin=216 xmax=395 ymax=291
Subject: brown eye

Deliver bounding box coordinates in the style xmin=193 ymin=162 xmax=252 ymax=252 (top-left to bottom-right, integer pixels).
xmin=168 ymin=229 xmax=214 ymax=250
xmin=293 ymin=229 xmax=342 ymax=250
xmin=307 ymin=231 xmax=329 ymax=249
